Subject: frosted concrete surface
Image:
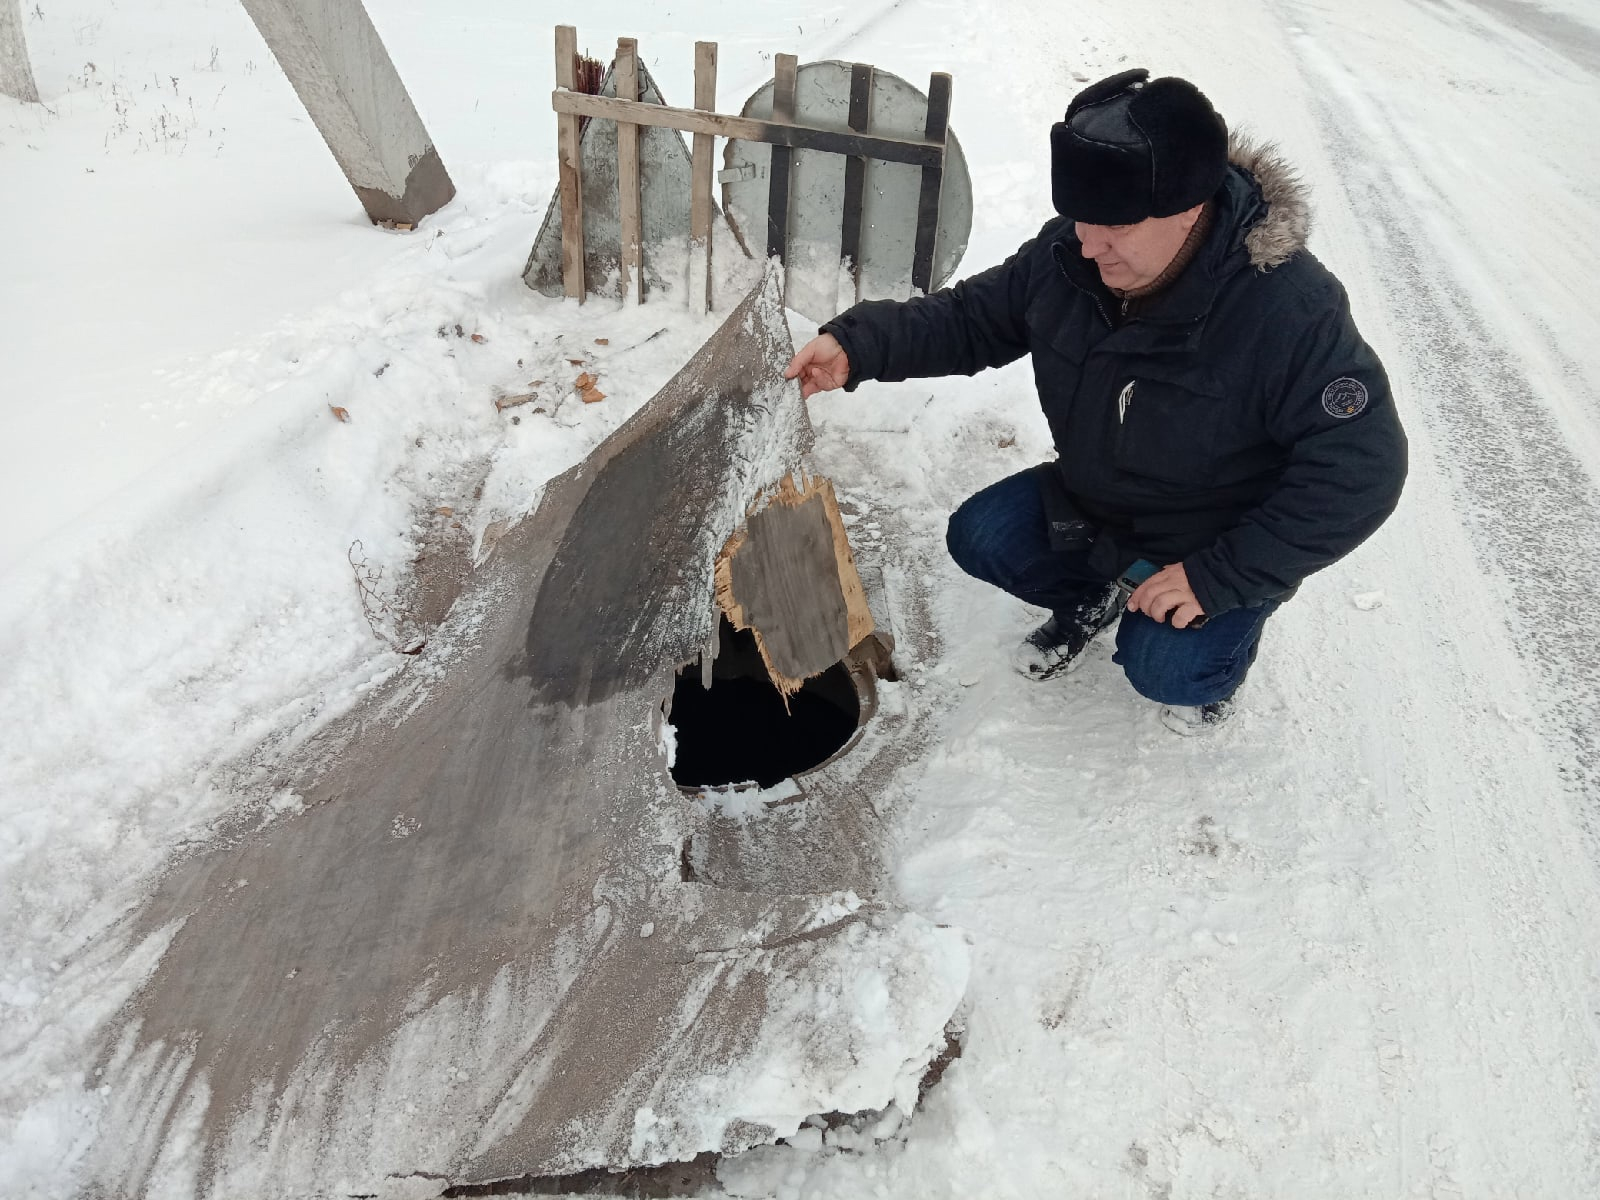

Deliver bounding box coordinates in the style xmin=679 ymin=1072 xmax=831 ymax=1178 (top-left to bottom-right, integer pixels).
xmin=77 ymin=272 xmax=965 ymax=1196
xmin=241 ymin=0 xmax=453 ymax=224
xmin=0 ymin=0 xmax=40 ymax=103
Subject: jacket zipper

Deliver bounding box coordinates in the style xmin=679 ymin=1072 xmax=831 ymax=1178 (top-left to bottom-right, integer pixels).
xmin=1052 ymin=242 xmax=1115 ymax=328
xmin=1117 ymin=380 xmax=1135 ymax=424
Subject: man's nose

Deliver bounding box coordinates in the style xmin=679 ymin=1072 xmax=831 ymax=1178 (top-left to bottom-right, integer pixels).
xmin=1075 ymin=222 xmax=1108 ymax=257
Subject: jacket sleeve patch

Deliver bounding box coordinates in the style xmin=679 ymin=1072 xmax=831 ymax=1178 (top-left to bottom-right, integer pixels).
xmin=1321 ymin=377 xmax=1369 ymax=419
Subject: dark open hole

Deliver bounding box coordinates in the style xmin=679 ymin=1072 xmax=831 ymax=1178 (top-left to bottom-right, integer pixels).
xmin=667 ymin=616 xmax=861 ymax=789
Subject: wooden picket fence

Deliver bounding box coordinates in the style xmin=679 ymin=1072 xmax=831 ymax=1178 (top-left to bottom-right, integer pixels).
xmin=550 ymin=26 xmax=953 ymax=311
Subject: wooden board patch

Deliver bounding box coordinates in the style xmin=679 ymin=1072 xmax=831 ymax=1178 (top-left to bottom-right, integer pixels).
xmin=714 ymin=473 xmax=874 ymax=696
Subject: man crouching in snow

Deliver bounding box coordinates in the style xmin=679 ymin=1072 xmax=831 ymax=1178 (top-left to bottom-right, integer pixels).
xmin=785 ymin=68 xmax=1406 ymax=735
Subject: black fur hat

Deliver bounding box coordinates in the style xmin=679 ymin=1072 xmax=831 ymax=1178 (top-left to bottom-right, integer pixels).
xmin=1051 ymin=68 xmax=1228 ymax=224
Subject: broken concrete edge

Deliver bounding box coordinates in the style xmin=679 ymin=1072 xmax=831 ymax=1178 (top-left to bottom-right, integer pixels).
xmin=712 ymin=471 xmax=874 ymax=698
xmin=437 ymin=1151 xmax=719 ymax=1197
xmin=240 ymin=0 xmax=456 ymax=228
xmin=438 ymin=1023 xmax=967 ymax=1198
xmin=421 ymin=893 xmax=972 ymax=1187
xmin=353 ymin=143 xmax=457 ymax=227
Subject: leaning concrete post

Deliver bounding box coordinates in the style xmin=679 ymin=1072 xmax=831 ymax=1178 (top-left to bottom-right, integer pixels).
xmin=240 ymin=0 xmax=454 ymax=226
xmin=0 ymin=0 xmax=41 ymax=103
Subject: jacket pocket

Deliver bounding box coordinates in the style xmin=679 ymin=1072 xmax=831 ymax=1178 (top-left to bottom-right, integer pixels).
xmin=1112 ymin=375 xmax=1228 ymax=487
xmin=1027 ymin=291 xmax=1095 ymax=368
xmin=1026 ymin=293 xmax=1097 ymax=449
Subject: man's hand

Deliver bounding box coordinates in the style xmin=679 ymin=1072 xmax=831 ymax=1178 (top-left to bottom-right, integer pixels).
xmin=784 ymin=334 xmax=851 ymax=398
xmin=1126 ymin=562 xmax=1207 ymax=629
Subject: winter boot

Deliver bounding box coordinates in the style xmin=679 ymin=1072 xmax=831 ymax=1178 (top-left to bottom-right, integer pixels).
xmin=1159 ymin=697 xmax=1236 ymax=736
xmin=1011 ymin=585 xmax=1121 ymax=682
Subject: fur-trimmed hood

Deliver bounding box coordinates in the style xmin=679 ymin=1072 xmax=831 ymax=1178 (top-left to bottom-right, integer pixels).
xmin=1228 ymin=134 xmax=1311 ymax=271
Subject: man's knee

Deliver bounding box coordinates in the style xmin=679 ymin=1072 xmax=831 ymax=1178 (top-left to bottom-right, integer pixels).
xmin=1114 ymin=619 xmax=1187 ymax=704
xmin=944 ymin=501 xmax=978 ymax=575
xmin=946 ymin=471 xmax=1045 ymax=582
xmin=945 ymin=492 xmax=999 ymax=582
xmin=1113 ymin=614 xmax=1237 ymax=706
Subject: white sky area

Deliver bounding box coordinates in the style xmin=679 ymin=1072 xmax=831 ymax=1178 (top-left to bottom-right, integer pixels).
xmin=4 ymin=0 xmax=1600 ymax=1196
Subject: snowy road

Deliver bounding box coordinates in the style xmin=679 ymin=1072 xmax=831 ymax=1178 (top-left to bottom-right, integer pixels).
xmin=789 ymin=0 xmax=1600 ymax=1194
xmin=4 ymin=0 xmax=1600 ymax=1196
xmin=1286 ymin=0 xmax=1600 ymax=798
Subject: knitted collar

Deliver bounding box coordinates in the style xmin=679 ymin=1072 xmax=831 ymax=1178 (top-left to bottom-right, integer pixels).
xmin=1110 ymin=199 xmax=1217 ymax=305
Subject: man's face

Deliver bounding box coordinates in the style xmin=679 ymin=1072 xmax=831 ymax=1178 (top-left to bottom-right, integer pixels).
xmin=1074 ymin=204 xmax=1204 ymax=291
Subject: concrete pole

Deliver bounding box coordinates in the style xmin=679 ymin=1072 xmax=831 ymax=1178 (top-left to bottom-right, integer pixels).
xmin=240 ymin=0 xmax=454 ymax=227
xmin=0 ymin=0 xmax=41 ymax=104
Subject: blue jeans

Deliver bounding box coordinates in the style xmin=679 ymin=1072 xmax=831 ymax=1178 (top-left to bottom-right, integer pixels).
xmin=945 ymin=469 xmax=1277 ymax=706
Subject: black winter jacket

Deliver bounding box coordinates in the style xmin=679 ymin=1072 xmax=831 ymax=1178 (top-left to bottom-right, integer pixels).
xmin=820 ymin=141 xmax=1407 ymax=616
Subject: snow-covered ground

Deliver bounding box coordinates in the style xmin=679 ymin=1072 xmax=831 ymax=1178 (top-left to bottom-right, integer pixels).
xmin=5 ymin=0 xmax=1600 ymax=1196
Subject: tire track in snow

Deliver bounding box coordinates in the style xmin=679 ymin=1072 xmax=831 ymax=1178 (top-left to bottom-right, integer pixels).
xmin=1284 ymin=20 xmax=1600 ymax=810
xmin=1266 ymin=19 xmax=1600 ymax=1184
xmin=1448 ymin=0 xmax=1600 ymax=75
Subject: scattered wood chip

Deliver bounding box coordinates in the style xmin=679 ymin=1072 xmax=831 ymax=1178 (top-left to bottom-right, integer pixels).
xmin=594 ymin=338 xmax=609 ymax=345
xmin=329 ymin=405 xmax=350 ymax=422
xmin=436 ymin=506 xmax=454 ymax=517
xmin=567 ymin=358 xmax=585 ymax=366
xmin=470 ymin=333 xmax=486 ymax=344
xmin=495 ymin=392 xmax=539 ymax=412
xmin=575 ymin=371 xmax=606 ymax=403
xmin=997 ymin=435 xmax=1016 ymax=448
